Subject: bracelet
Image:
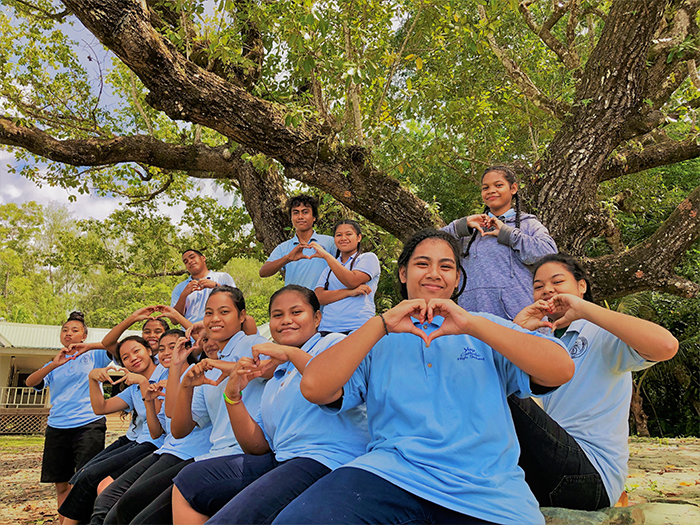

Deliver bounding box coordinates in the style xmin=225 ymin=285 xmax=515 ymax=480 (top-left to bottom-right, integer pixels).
xmin=378 ymin=314 xmax=389 ymax=336
xmin=223 ymin=391 xmax=243 ymax=405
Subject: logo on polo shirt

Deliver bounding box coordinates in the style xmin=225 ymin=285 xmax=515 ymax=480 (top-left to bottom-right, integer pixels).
xmin=458 ymin=348 xmax=484 ymax=361
xmin=569 ymin=337 xmax=588 ymax=358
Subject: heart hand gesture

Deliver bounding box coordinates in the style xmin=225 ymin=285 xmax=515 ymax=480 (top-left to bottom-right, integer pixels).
xmin=424 ymin=299 xmax=472 ymax=346
xmin=513 ymin=300 xmax=554 ymax=331
xmin=381 ymin=299 xmax=431 ymax=345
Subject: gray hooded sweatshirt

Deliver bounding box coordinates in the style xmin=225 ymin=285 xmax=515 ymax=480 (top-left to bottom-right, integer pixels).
xmin=442 ymin=211 xmax=557 ymax=320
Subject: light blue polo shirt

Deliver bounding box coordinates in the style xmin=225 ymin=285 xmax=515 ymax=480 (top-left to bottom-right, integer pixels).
xmin=155 ymin=368 xmax=212 ymax=460
xmin=315 ymin=252 xmax=381 ymax=333
xmin=267 ymin=231 xmax=336 ymax=289
xmin=117 ymin=364 xmax=169 ymax=447
xmin=330 ymin=313 xmax=566 ymax=525
xmin=540 ymin=319 xmax=655 ymax=505
xmin=191 ymin=331 xmax=269 ymax=461
xmin=253 ymin=333 xmax=369 ymax=469
xmin=35 ymin=349 xmax=113 ymax=429
xmin=170 ymin=271 xmax=236 ymax=323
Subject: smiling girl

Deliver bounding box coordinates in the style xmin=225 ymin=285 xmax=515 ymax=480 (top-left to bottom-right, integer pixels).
xmin=311 ymin=220 xmax=381 ymax=335
xmin=508 ymin=254 xmax=678 ymax=510
xmin=58 ymin=336 xmax=167 ymax=525
xmin=89 ymin=329 xmax=214 ymax=525
xmin=443 ymin=166 xmax=557 ymax=319
xmin=170 ymin=285 xmax=369 ymax=525
xmin=25 ymin=312 xmax=112 ymax=521
xmin=273 ymin=230 xmax=574 ymax=525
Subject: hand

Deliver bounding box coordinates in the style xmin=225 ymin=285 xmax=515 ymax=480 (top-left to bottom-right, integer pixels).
xmin=196 ymin=279 xmax=218 ymax=290
xmin=52 ymin=348 xmax=75 ymax=368
xmin=131 ymin=305 xmax=159 ymax=322
xmin=206 ymin=358 xmax=259 ymax=399
xmin=482 ymin=216 xmax=504 ymax=237
xmin=307 ymin=241 xmax=329 ymax=260
xmin=185 ymin=321 xmax=205 ymax=341
xmin=347 ymin=284 xmax=372 ymax=297
xmin=286 ymin=243 xmax=311 ymax=263
xmin=513 ymin=300 xmax=554 ymax=332
xmin=547 ymin=294 xmax=587 ymax=330
xmin=89 ymin=367 xmax=128 ymax=385
xmin=153 ymin=305 xmax=181 ymax=322
xmin=466 ymin=214 xmax=490 ymax=236
xmin=171 ymin=337 xmax=195 ymax=367
xmin=67 ymin=343 xmax=93 ymax=358
xmin=424 ymin=299 xmax=473 ymax=346
xmin=181 ymin=359 xmax=226 ymax=388
xmin=123 ymin=372 xmax=149 ymax=387
xmin=252 ymin=343 xmax=290 ymax=375
xmin=183 ymin=280 xmax=202 ymax=297
xmin=381 ymin=300 xmax=430 ymax=345
xmin=142 ymin=380 xmax=166 ymax=401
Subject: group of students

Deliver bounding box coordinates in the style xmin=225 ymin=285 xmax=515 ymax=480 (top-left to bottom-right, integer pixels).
xmin=28 ymin=166 xmax=679 ymax=525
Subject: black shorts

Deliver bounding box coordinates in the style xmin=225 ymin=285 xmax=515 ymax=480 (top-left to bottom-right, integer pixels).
xmin=41 ymin=418 xmax=107 ymax=483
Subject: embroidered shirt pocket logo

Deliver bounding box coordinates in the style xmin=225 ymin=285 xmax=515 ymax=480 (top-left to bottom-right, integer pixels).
xmin=569 ymin=337 xmax=588 ymax=359
xmin=458 ymin=348 xmax=485 ymax=361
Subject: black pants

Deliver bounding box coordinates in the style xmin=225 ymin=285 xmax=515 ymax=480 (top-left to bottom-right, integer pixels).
xmin=89 ymin=452 xmax=190 ymax=524
xmin=58 ymin=442 xmax=157 ymax=521
xmin=70 ymin=435 xmax=133 ymax=486
xmin=129 ymin=484 xmax=176 ymax=525
xmin=508 ymin=395 xmax=611 ymax=510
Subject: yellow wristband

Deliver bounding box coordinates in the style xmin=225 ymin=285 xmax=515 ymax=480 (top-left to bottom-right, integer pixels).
xmin=223 ymin=391 xmax=243 ymax=405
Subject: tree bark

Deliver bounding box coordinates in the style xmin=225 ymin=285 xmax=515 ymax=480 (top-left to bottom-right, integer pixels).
xmin=0 ymin=0 xmax=688 ymax=298
xmin=630 ymin=381 xmax=651 ymax=437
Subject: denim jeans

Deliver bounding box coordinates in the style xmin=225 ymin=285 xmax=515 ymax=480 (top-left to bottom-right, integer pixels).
xmin=508 ymin=395 xmax=611 ymax=510
xmin=272 ymin=467 xmax=494 ymax=525
xmin=174 ymin=453 xmax=331 ymax=524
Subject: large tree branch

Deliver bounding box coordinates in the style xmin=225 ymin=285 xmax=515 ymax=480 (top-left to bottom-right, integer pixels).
xmin=58 ymin=0 xmax=440 ymax=240
xmin=600 ymin=137 xmax=700 ymax=182
xmin=0 ymin=117 xmax=237 ymax=174
xmin=518 ymin=1 xmax=580 ymax=71
xmin=588 ymin=184 xmax=700 ymax=299
xmin=478 ymin=5 xmax=570 ymax=120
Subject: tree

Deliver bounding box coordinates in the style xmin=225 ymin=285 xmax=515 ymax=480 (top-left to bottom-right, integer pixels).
xmin=1 ymin=0 xmax=699 ymax=299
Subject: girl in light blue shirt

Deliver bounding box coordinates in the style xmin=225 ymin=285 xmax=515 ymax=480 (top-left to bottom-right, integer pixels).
xmin=171 ymin=285 xmax=369 ymax=525
xmin=313 ymin=220 xmax=381 ymax=335
xmin=509 ymin=253 xmax=678 ymax=510
xmin=58 ymin=336 xmax=165 ymax=523
xmin=25 ymin=311 xmax=111 ymax=517
xmin=275 ymin=230 xmax=574 ymax=525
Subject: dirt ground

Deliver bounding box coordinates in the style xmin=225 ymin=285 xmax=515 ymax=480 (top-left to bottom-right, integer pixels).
xmin=1 ymin=435 xmax=699 ymax=525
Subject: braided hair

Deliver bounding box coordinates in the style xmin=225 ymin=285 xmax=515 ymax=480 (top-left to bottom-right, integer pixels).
xmin=463 ymin=165 xmax=521 ymax=258
xmin=323 ymin=220 xmax=363 ymax=290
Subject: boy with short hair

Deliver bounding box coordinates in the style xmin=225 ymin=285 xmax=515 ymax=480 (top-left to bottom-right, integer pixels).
xmin=259 ymin=195 xmax=335 ymax=290
xmin=171 ymin=250 xmax=236 ymax=323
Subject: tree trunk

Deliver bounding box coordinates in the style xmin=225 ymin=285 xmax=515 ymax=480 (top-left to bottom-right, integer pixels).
xmin=630 ymin=383 xmax=651 ymax=437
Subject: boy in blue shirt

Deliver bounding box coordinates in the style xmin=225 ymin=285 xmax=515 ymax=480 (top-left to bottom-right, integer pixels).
xmin=259 ymin=195 xmax=335 ymax=290
xmin=171 ymin=249 xmax=236 ymax=323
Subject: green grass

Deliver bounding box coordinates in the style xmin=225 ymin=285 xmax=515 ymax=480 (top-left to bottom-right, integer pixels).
xmin=0 ymin=434 xmax=45 ymax=454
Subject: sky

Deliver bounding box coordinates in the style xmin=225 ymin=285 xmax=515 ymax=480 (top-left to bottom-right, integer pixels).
xmin=0 ymin=159 xmax=239 ymax=223
xmin=0 ymin=1 xmax=239 ymax=224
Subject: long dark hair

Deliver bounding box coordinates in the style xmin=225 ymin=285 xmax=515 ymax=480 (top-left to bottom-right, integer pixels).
xmin=464 ymin=165 xmax=522 ymax=257
xmin=397 ymin=230 xmax=466 ymax=300
xmin=324 ymin=219 xmax=363 ymax=290
xmin=114 ymin=335 xmax=153 ymax=366
xmin=531 ymin=253 xmax=594 ymax=302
